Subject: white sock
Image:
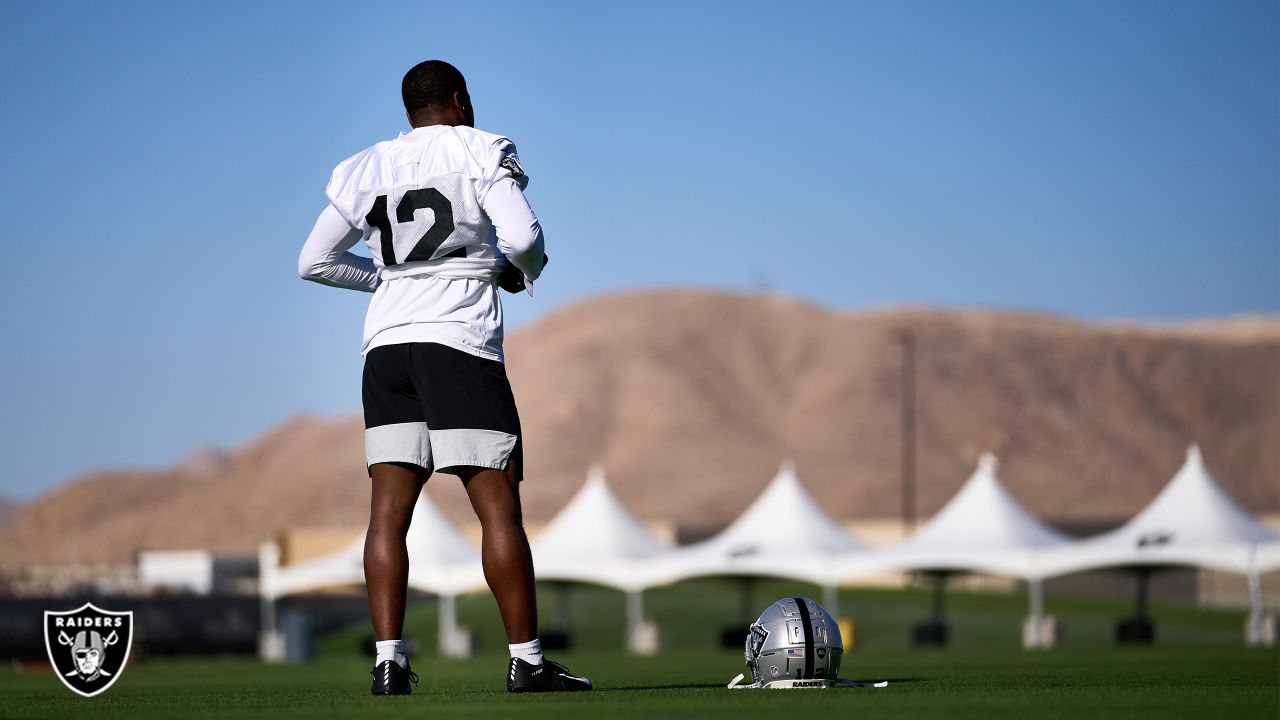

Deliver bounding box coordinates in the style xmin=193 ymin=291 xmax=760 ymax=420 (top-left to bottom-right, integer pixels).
xmin=375 ymin=639 xmax=407 ymax=669
xmin=508 ymin=638 xmax=543 ymax=666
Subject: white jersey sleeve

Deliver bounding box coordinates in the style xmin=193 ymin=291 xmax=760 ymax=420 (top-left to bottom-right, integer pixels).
xmin=481 ymin=137 xmax=530 ymax=196
xmin=478 ymin=138 xmax=545 ymax=281
xmin=297 ymin=203 xmax=379 ymax=292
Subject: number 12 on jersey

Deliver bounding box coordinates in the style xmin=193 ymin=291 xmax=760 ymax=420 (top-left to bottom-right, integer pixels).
xmin=365 ymin=188 xmax=457 ymax=267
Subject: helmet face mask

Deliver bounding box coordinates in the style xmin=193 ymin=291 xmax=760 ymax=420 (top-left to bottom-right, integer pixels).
xmin=742 ymin=596 xmax=843 ymax=688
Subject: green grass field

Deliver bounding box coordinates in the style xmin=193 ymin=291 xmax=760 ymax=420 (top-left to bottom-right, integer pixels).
xmin=4 ymin=581 xmax=1277 ymax=719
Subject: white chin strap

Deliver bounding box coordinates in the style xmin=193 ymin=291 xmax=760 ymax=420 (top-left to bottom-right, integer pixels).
xmin=728 ymin=673 xmax=888 ymax=690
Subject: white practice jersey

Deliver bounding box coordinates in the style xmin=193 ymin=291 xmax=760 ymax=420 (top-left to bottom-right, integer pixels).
xmin=314 ymin=124 xmax=545 ymax=361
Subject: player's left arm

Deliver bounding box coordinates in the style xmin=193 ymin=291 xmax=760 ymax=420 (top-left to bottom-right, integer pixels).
xmin=298 ymin=204 xmax=378 ymax=292
xmin=478 ymin=139 xmax=545 ymax=287
xmin=484 ymin=176 xmax=546 ymax=283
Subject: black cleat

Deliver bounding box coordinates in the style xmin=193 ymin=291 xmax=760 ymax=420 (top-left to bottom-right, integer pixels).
xmin=506 ymin=657 xmax=592 ymax=692
xmin=370 ymin=659 xmax=418 ymax=695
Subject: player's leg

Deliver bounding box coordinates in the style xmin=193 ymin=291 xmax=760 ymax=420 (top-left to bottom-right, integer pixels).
xmin=365 ymin=461 xmax=427 ymax=642
xmin=411 ymin=343 xmax=537 ymax=642
xmin=456 ymin=451 xmax=537 ymax=644
xmin=361 ymin=345 xmax=431 ymax=694
xmin=412 ymin=342 xmax=589 ymax=691
xmin=364 ymin=461 xmax=425 ymax=694
xmin=455 ymin=455 xmax=589 ymax=692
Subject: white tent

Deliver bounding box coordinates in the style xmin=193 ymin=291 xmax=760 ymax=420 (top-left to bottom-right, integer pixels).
xmin=531 ymin=466 xmax=671 ymax=591
xmin=260 ymin=492 xmax=483 ymax=600
xmin=834 ymin=453 xmax=1068 ymax=581
xmin=1036 ymin=445 xmax=1279 ymax=646
xmin=828 ymin=452 xmax=1070 ymax=648
xmin=260 ymin=533 xmax=361 ymax=603
xmin=1257 ymin=542 xmax=1280 ymax=574
xmin=530 ymin=467 xmax=673 ymax=652
xmin=258 ymin=491 xmax=484 ymax=660
xmin=646 ymin=461 xmax=870 ymax=588
xmin=1038 ymin=445 xmax=1279 ymax=578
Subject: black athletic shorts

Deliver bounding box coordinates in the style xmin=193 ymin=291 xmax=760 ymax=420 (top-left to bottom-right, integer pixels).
xmin=362 ymin=342 xmax=521 ymax=475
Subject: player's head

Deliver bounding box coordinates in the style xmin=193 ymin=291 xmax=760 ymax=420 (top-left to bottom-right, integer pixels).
xmin=402 ymin=60 xmax=473 ymax=128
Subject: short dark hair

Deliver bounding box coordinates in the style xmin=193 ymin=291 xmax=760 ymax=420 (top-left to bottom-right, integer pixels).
xmin=401 ymin=60 xmax=468 ymax=115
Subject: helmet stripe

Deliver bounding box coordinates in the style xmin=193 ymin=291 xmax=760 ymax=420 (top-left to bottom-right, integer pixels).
xmin=792 ymin=597 xmax=815 ymax=679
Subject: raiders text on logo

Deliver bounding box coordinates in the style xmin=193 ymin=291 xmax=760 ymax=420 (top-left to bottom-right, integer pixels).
xmin=44 ymin=603 xmax=134 ymax=697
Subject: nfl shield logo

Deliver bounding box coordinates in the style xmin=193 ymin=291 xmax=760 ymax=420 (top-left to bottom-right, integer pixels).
xmin=44 ymin=603 xmax=133 ymax=697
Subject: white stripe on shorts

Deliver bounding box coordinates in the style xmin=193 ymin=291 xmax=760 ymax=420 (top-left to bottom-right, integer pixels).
xmin=365 ymin=422 xmax=432 ymax=470
xmin=430 ymin=429 xmax=518 ymax=472
xmin=365 ymin=423 xmax=517 ymax=473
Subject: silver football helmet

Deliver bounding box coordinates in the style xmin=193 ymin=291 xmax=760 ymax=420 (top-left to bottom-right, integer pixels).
xmin=734 ymin=596 xmax=843 ymax=688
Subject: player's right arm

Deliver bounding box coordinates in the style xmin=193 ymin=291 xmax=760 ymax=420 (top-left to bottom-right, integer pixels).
xmin=298 ymin=204 xmax=379 ymax=292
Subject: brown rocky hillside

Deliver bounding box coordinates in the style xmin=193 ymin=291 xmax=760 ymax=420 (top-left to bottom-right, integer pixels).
xmin=0 ymin=498 xmax=20 ymax=535
xmin=1 ymin=291 xmax=1276 ymax=568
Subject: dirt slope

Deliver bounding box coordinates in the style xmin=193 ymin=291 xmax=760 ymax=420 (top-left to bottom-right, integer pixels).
xmin=2 ymin=291 xmax=1275 ymax=567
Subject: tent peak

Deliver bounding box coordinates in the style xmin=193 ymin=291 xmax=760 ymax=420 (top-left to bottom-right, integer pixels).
xmin=897 ymin=450 xmax=1067 ymax=553
xmin=586 ymin=465 xmax=607 ymax=487
xmin=978 ymin=452 xmax=999 ymax=473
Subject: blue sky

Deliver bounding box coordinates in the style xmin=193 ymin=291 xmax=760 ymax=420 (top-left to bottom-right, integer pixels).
xmin=0 ymin=0 xmax=1275 ymax=501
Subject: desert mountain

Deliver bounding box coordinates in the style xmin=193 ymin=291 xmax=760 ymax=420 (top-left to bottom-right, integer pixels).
xmin=1 ymin=291 xmax=1276 ymax=568
xmin=0 ymin=498 xmax=21 ymax=535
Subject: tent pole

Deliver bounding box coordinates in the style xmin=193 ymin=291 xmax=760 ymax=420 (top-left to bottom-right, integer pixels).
xmin=1027 ymin=578 xmax=1044 ymax=648
xmin=626 ymin=589 xmax=643 ymax=652
xmin=1246 ymin=566 xmax=1264 ymax=645
xmin=439 ymin=593 xmax=457 ymax=657
xmin=257 ymin=542 xmax=279 ymax=661
xmin=554 ymin=581 xmax=572 ymax=635
xmin=931 ymin=572 xmax=946 ymax=624
xmin=823 ymin=584 xmax=839 ymax=618
xmin=261 ymin=593 xmax=277 ymax=636
xmin=1135 ymin=568 xmax=1151 ymax=623
xmin=740 ymin=577 xmax=757 ymax=624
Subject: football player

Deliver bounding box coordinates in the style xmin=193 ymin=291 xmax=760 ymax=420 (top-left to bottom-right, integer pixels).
xmin=298 ymin=60 xmax=590 ymax=695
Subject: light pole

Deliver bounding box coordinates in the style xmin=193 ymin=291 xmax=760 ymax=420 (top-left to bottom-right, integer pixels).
xmin=893 ymin=327 xmax=917 ymax=537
